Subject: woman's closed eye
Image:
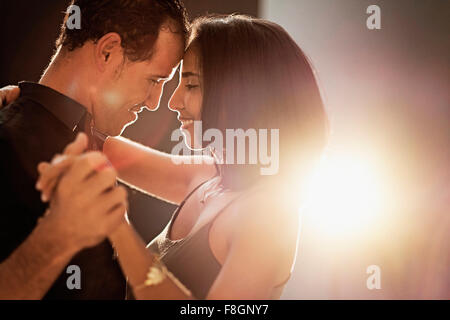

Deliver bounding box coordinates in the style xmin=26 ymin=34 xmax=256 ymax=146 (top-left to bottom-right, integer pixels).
xmin=186 ymin=84 xmax=199 ymax=90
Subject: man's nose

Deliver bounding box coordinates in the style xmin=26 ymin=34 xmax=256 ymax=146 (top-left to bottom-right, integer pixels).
xmin=143 ymin=87 xmax=163 ymax=111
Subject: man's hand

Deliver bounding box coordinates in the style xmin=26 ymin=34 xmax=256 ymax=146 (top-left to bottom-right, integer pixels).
xmin=0 ymin=141 xmax=127 ymax=299
xmin=42 ymin=150 xmax=128 ymax=251
xmin=36 ymin=133 xmax=128 ymax=251
xmin=0 ymin=85 xmax=20 ymax=107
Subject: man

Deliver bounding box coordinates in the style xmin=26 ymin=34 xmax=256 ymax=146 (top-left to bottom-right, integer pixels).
xmin=0 ymin=0 xmax=187 ymax=299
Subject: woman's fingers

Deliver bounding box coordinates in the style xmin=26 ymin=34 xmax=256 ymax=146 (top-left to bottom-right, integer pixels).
xmin=0 ymin=85 xmax=20 ymax=107
xmin=63 ymin=152 xmax=112 ymax=186
xmin=6 ymin=86 xmax=20 ymax=104
xmin=37 ymin=152 xmax=111 ymax=202
xmin=36 ymin=156 xmax=77 ymax=201
xmin=37 ymin=162 xmax=51 ymax=175
xmin=63 ymin=132 xmax=88 ymax=156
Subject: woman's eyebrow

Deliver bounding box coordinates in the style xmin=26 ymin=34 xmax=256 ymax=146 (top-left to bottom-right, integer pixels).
xmin=181 ymin=71 xmax=199 ymax=78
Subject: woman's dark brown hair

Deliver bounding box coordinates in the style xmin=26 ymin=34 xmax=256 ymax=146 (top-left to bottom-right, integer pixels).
xmin=189 ymin=15 xmax=329 ymax=191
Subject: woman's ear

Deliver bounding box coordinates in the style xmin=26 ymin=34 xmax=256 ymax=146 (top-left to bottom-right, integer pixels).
xmin=94 ymin=32 xmax=123 ymax=72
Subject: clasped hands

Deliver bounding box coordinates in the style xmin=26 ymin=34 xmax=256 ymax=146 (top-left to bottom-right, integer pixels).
xmin=36 ymin=132 xmax=128 ymax=253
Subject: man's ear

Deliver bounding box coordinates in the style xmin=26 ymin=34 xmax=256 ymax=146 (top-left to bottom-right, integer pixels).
xmin=94 ymin=32 xmax=123 ymax=72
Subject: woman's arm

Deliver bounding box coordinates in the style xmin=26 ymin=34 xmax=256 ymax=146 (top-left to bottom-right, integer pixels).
xmin=102 ymin=134 xmax=216 ymax=205
xmin=36 ymin=127 xmax=217 ymax=206
xmin=0 ymin=85 xmax=216 ymax=204
xmin=109 ymin=221 xmax=194 ymax=300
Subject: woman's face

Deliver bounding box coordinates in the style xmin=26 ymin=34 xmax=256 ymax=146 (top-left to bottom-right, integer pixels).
xmin=169 ymin=46 xmax=203 ymax=149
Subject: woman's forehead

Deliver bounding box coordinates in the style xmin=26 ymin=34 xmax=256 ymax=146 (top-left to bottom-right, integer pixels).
xmin=182 ymin=47 xmax=200 ymax=71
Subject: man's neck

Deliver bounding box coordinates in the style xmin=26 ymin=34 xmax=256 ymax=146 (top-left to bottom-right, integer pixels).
xmin=39 ymin=49 xmax=93 ymax=116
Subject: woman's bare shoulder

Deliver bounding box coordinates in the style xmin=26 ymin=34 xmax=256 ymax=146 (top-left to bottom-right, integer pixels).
xmin=218 ymin=187 xmax=299 ymax=285
xmin=226 ymin=187 xmax=300 ymax=245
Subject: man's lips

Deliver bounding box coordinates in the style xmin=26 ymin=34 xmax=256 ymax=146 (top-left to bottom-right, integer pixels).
xmin=128 ymin=105 xmax=145 ymax=113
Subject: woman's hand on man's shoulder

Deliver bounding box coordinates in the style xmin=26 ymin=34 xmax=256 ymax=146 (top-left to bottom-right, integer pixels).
xmin=0 ymin=85 xmax=20 ymax=108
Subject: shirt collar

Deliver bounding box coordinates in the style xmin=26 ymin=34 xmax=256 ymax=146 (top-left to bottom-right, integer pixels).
xmin=18 ymin=81 xmax=87 ymax=132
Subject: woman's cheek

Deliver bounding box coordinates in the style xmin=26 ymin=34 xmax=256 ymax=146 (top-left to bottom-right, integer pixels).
xmin=187 ymin=90 xmax=203 ymax=118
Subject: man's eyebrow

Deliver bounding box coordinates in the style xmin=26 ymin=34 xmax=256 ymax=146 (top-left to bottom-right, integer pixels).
xmin=182 ymin=72 xmax=199 ymax=78
xmin=149 ymin=74 xmax=171 ymax=80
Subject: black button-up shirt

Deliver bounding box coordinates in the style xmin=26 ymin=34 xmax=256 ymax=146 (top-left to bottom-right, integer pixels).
xmin=0 ymin=82 xmax=125 ymax=299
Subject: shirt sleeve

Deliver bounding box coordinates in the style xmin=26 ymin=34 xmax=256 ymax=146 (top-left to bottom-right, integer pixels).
xmin=0 ymin=136 xmax=44 ymax=262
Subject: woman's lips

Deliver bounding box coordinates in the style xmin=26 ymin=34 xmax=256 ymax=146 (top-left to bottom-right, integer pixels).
xmin=181 ymin=119 xmax=194 ymax=129
xmin=178 ymin=117 xmax=194 ymax=129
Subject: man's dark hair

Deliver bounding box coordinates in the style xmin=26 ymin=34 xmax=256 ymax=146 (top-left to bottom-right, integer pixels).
xmin=56 ymin=0 xmax=189 ymax=61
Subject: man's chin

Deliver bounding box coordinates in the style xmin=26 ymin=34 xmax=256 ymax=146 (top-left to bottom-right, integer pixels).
xmin=98 ymin=124 xmax=126 ymax=137
xmin=116 ymin=119 xmax=137 ymax=136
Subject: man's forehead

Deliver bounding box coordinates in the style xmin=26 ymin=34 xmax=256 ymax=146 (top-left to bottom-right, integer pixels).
xmin=141 ymin=64 xmax=177 ymax=83
xmin=146 ymin=31 xmax=184 ymax=74
xmin=155 ymin=26 xmax=185 ymax=56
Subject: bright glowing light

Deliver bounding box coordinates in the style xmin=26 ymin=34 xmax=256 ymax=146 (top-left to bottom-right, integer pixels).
xmin=305 ymin=151 xmax=384 ymax=237
xmin=103 ymin=90 xmax=123 ymax=108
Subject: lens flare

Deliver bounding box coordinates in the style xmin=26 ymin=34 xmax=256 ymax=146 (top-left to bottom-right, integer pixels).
xmin=305 ymin=151 xmax=384 ymax=238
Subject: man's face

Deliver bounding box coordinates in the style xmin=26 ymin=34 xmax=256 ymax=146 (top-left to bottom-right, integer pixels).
xmin=92 ymin=29 xmax=184 ymax=136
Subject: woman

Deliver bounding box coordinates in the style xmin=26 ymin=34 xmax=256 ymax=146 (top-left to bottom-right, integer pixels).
xmin=29 ymin=15 xmax=329 ymax=299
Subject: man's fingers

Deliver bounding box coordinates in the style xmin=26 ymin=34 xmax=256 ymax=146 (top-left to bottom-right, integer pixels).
xmin=96 ymin=186 xmax=128 ymax=215
xmin=106 ymin=204 xmax=128 ymax=232
xmin=88 ymin=186 xmax=128 ymax=236
xmin=98 ymin=202 xmax=128 ymax=237
xmin=75 ymin=167 xmax=118 ymax=204
xmin=63 ymin=133 xmax=88 ymax=156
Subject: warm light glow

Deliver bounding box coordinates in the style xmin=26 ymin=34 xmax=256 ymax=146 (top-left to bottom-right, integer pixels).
xmin=103 ymin=90 xmax=123 ymax=108
xmin=305 ymin=151 xmax=385 ymax=238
